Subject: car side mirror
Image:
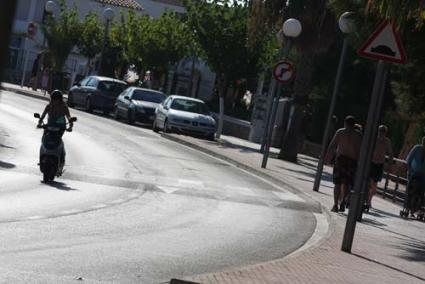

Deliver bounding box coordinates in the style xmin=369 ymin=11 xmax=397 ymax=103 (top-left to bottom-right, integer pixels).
xmin=70 ymin=117 xmax=77 ymax=122
xmin=34 ymin=113 xmax=40 ymax=118
xmin=124 ymin=95 xmax=131 ymax=101
xmin=163 ymin=105 xmax=169 ymax=110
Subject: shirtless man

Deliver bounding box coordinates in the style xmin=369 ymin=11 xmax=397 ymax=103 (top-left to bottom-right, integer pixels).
xmin=325 ymin=116 xmax=362 ymax=212
xmin=368 ymin=125 xmax=393 ymax=209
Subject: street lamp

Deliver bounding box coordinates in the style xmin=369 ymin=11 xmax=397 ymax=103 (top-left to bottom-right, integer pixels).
xmin=312 ymin=12 xmax=355 ymax=191
xmin=261 ymin=18 xmax=302 ymax=168
xmin=44 ymin=0 xmax=56 ymax=14
xmin=99 ymin=8 xmax=115 ymax=76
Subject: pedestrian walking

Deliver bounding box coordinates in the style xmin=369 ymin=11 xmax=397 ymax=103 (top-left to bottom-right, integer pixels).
xmin=325 ymin=116 xmax=362 ymax=212
xmin=367 ymin=125 xmax=394 ymax=210
xmin=402 ymin=137 xmax=425 ymax=216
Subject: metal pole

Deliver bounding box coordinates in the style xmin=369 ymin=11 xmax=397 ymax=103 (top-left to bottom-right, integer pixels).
xmin=260 ymin=41 xmax=292 ymax=153
xmin=262 ymin=85 xmax=282 ymax=168
xmin=342 ymin=60 xmax=386 ymax=253
xmin=313 ymin=38 xmax=349 ymax=191
xmin=261 ymin=39 xmax=293 ymax=168
xmin=260 ymin=70 xmax=278 ymax=153
xmin=20 ymin=38 xmax=30 ymax=88
xmin=357 ymin=67 xmax=388 ymax=221
xmin=99 ymin=19 xmax=110 ymax=76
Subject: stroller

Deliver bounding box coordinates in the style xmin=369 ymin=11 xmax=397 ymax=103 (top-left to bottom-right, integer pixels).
xmin=400 ymin=174 xmax=425 ymax=220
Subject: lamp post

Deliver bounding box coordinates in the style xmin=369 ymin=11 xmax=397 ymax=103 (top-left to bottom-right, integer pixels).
xmin=312 ymin=12 xmax=355 ymax=191
xmin=261 ymin=18 xmax=302 ymax=169
xmin=99 ymin=8 xmax=115 ymax=76
xmin=34 ymin=0 xmax=56 ymax=91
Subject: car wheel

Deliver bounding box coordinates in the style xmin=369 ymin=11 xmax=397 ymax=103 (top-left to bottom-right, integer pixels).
xmin=67 ymin=92 xmax=74 ymax=108
xmin=152 ymin=118 xmax=159 ymax=133
xmin=113 ymin=107 xmax=119 ymax=120
xmin=127 ymin=110 xmax=135 ymax=125
xmin=207 ymin=133 xmax=215 ymax=141
xmin=85 ymin=98 xmax=93 ymax=113
xmin=163 ymin=119 xmax=170 ymax=133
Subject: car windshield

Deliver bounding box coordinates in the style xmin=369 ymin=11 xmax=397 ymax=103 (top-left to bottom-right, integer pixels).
xmin=132 ymin=90 xmax=166 ymax=103
xmin=170 ymin=99 xmax=209 ymax=115
xmin=98 ymin=81 xmax=127 ymax=94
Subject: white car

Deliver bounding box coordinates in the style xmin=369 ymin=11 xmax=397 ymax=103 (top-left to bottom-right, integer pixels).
xmin=153 ymin=95 xmax=216 ymax=140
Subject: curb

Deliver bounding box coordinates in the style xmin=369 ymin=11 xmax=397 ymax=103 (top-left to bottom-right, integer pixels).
xmin=161 ymin=133 xmax=337 ymax=283
xmin=1 ymin=86 xmax=50 ymax=102
xmin=1 ymin=86 xmax=68 ymax=102
xmin=160 ymin=133 xmax=325 ymax=214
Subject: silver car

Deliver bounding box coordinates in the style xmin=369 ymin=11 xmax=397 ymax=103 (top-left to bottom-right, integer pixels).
xmin=153 ymin=95 xmax=216 ymax=140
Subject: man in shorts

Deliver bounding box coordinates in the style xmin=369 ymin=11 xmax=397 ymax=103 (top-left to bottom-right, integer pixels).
xmin=368 ymin=125 xmax=393 ymax=209
xmin=325 ymin=116 xmax=362 ymax=212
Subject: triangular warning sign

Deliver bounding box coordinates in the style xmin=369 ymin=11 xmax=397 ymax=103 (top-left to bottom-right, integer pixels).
xmin=358 ymin=20 xmax=407 ymax=64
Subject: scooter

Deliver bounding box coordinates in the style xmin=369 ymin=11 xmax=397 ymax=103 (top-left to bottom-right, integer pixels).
xmin=34 ymin=113 xmax=77 ymax=182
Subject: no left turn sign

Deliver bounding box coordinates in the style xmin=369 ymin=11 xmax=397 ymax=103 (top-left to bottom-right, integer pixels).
xmin=273 ymin=60 xmax=294 ymax=84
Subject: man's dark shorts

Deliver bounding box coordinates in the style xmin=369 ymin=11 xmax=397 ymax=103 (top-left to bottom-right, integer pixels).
xmin=333 ymin=155 xmax=357 ymax=186
xmin=370 ymin=162 xmax=384 ymax=182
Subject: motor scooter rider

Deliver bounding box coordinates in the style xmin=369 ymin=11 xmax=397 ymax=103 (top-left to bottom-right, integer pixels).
xmin=37 ymin=90 xmax=73 ymax=168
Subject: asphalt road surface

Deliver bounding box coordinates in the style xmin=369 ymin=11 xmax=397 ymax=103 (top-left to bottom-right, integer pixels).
xmin=0 ymin=91 xmax=317 ymax=283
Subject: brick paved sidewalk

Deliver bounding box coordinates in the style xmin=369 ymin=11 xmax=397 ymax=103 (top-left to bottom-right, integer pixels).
xmin=163 ymin=134 xmax=425 ymax=284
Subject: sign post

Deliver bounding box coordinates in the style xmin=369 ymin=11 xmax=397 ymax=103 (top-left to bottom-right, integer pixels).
xmin=261 ymin=55 xmax=295 ymax=168
xmin=341 ymin=21 xmax=406 ymax=253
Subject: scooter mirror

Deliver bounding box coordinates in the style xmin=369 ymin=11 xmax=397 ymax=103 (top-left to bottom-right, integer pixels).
xmin=34 ymin=113 xmax=40 ymax=118
xmin=70 ymin=117 xmax=77 ymax=122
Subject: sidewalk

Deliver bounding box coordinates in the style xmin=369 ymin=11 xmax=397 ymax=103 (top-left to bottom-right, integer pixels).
xmin=0 ymin=82 xmax=67 ymax=102
xmin=2 ymin=83 xmax=424 ymax=284
xmin=163 ymin=134 xmax=425 ymax=284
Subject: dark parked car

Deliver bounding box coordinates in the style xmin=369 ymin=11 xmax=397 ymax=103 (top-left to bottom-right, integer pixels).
xmin=68 ymin=76 xmax=127 ymax=114
xmin=113 ymin=87 xmax=166 ymax=124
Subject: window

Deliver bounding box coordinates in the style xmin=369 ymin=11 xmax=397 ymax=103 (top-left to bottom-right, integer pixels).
xmin=86 ymin=78 xmax=98 ymax=87
xmin=132 ymin=90 xmax=166 ymax=103
xmin=98 ymin=81 xmax=127 ymax=94
xmin=80 ymin=77 xmax=91 ymax=86
xmin=170 ymin=99 xmax=209 ymax=115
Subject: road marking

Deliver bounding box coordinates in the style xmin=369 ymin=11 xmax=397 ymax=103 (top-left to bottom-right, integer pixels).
xmin=90 ymin=204 xmax=108 ymax=209
xmin=27 ymin=215 xmax=44 ymax=220
xmin=178 ymin=179 xmax=203 ymax=186
xmin=60 ymin=209 xmax=81 ymax=215
xmin=273 ymin=191 xmax=306 ymax=203
xmin=109 ymin=198 xmax=125 ymax=204
xmin=157 ymin=185 xmax=180 ymax=194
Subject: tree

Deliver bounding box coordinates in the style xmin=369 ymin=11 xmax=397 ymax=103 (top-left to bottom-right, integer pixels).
xmin=42 ymin=0 xmax=80 ymax=72
xmin=185 ymin=0 xmax=250 ymax=138
xmin=139 ymin=12 xmax=193 ymax=78
xmin=77 ymin=12 xmax=103 ymax=75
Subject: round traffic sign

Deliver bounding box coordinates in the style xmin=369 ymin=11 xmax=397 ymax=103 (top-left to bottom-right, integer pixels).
xmin=273 ymin=60 xmax=294 ymax=84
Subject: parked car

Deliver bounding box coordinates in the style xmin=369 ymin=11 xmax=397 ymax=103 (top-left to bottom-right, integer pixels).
xmin=153 ymin=95 xmax=216 ymax=140
xmin=68 ymin=76 xmax=127 ymax=114
xmin=114 ymin=87 xmax=166 ymax=124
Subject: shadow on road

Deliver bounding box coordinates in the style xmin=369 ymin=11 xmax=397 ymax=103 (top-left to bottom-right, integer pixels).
xmin=0 ymin=160 xmax=15 ymax=168
xmin=352 ymin=252 xmax=425 ymax=282
xmin=397 ymin=238 xmax=425 ymax=262
xmin=44 ymin=181 xmax=77 ymax=191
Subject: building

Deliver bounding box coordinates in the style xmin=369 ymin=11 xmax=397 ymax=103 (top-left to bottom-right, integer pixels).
xmin=7 ymin=0 xmax=184 ymax=86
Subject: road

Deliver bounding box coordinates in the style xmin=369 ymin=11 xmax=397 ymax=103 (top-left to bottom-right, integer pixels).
xmin=0 ymin=91 xmax=317 ymax=283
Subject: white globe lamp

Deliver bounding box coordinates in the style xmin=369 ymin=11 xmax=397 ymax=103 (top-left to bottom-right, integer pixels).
xmin=282 ymin=18 xmax=302 ymax=38
xmin=103 ymin=8 xmax=115 ymax=21
xmin=45 ymin=1 xmax=56 ymax=13
xmin=339 ymin=12 xmax=355 ymax=34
